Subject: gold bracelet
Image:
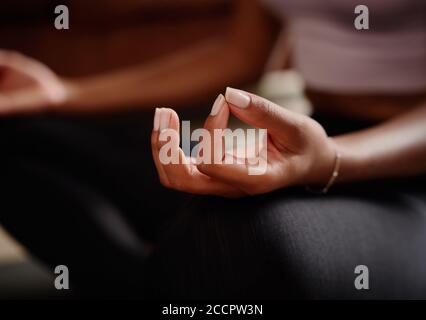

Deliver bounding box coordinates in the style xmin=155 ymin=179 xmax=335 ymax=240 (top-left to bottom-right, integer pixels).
xmin=306 ymin=150 xmax=341 ymax=194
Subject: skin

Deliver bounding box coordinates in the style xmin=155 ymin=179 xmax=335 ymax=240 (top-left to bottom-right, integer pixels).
xmin=0 ymin=0 xmax=277 ymax=114
xmin=0 ymin=0 xmax=425 ymax=196
xmin=151 ymin=89 xmax=426 ymax=197
xmin=0 ymin=51 xmax=67 ymax=115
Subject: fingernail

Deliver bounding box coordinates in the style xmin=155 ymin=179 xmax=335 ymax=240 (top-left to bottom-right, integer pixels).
xmin=153 ymin=108 xmax=160 ymax=131
xmin=225 ymin=87 xmax=250 ymax=109
xmin=210 ymin=94 xmax=224 ymax=116
xmin=159 ymin=108 xmax=170 ymax=131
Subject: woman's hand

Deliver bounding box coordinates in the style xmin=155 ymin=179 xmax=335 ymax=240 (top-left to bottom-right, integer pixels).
xmin=0 ymin=50 xmax=70 ymax=116
xmin=151 ymin=88 xmax=337 ymax=197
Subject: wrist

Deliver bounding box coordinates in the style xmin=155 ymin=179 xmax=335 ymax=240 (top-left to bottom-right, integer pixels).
xmin=61 ymin=78 xmax=81 ymax=109
xmin=332 ymin=135 xmax=367 ymax=183
xmin=46 ymin=77 xmax=82 ymax=113
xmin=303 ymin=137 xmax=340 ymax=190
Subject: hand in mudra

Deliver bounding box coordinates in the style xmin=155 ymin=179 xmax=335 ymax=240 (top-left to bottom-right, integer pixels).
xmin=151 ymin=87 xmax=337 ymax=197
xmin=0 ymin=50 xmax=68 ymax=115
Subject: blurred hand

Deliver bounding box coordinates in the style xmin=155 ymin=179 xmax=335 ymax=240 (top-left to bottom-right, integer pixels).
xmin=0 ymin=50 xmax=69 ymax=116
xmin=151 ymin=88 xmax=337 ymax=197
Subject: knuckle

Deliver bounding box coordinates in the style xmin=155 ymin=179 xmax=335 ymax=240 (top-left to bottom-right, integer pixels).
xmin=309 ymin=118 xmax=328 ymax=136
xmin=286 ymin=115 xmax=311 ymax=144
xmin=291 ymin=116 xmax=308 ymax=135
xmin=297 ymin=116 xmax=313 ymax=131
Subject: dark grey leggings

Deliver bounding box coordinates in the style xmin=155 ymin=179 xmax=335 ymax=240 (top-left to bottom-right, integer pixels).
xmin=1 ymin=113 xmax=425 ymax=299
xmin=151 ymin=184 xmax=426 ymax=299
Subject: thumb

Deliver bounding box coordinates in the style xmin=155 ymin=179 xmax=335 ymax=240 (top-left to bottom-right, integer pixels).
xmin=224 ymin=87 xmax=307 ymax=148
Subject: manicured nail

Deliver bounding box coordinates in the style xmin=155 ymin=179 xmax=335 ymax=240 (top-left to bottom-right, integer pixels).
xmin=225 ymin=87 xmax=250 ymax=109
xmin=153 ymin=108 xmax=160 ymax=131
xmin=159 ymin=108 xmax=170 ymax=131
xmin=210 ymin=94 xmax=224 ymax=116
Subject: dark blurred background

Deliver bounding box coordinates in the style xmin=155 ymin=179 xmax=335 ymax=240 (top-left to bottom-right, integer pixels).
xmin=0 ymin=0 xmax=231 ymax=77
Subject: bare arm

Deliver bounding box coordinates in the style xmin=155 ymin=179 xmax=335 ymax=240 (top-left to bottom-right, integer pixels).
xmin=0 ymin=0 xmax=278 ymax=116
xmin=62 ymin=0 xmax=278 ymax=113
xmin=334 ymin=103 xmax=426 ymax=182
xmin=149 ymin=90 xmax=426 ymax=198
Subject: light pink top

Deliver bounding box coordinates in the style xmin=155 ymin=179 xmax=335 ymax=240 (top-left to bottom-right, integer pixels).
xmin=262 ymin=0 xmax=426 ymax=93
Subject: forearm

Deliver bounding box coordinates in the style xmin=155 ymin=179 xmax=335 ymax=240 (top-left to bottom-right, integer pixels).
xmin=61 ymin=38 xmax=264 ymax=113
xmin=333 ymin=104 xmax=426 ymax=183
xmin=55 ymin=0 xmax=277 ymax=114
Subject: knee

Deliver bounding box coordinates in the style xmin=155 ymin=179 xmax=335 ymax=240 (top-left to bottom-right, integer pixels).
xmin=150 ymin=191 xmax=307 ymax=299
xmin=150 ymin=190 xmax=426 ymax=299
